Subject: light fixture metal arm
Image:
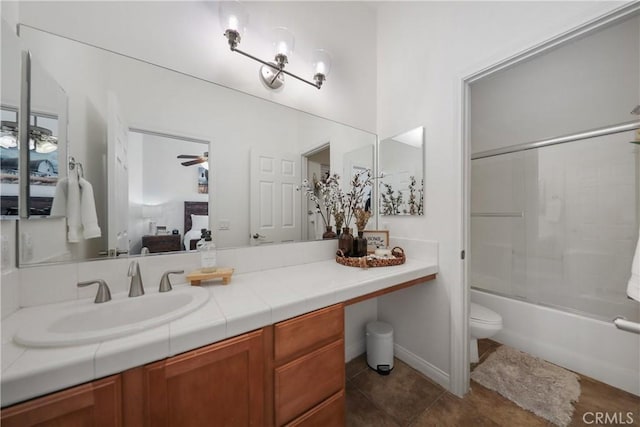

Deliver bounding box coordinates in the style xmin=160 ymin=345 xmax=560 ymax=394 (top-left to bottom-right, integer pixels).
xmin=231 ymin=47 xmax=274 ymax=69
xmin=231 ymin=47 xmax=321 ymax=89
xmin=280 ymin=67 xmax=321 ymax=89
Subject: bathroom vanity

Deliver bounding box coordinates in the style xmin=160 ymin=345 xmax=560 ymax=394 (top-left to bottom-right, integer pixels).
xmin=2 ymin=305 xmax=346 ymax=426
xmin=0 ymin=254 xmax=437 ymax=426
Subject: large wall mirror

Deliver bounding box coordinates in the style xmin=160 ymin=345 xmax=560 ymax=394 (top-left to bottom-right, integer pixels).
xmin=8 ymin=23 xmax=376 ymax=266
xmin=379 ymin=127 xmax=424 ymax=215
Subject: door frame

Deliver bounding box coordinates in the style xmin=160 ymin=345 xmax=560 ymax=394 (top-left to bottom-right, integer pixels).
xmin=301 ymin=142 xmax=330 ymax=241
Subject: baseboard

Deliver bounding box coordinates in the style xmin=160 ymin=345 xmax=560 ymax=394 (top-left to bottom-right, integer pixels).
xmin=394 ymin=343 xmax=450 ymax=391
xmin=345 ymin=338 xmax=366 ymax=362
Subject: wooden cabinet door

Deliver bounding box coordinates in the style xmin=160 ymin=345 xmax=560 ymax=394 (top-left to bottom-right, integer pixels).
xmin=144 ymin=329 xmax=264 ymax=427
xmin=1 ymin=375 xmax=122 ymax=427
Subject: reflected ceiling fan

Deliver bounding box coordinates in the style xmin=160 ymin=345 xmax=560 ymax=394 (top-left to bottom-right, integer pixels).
xmin=177 ymin=151 xmax=208 ymax=169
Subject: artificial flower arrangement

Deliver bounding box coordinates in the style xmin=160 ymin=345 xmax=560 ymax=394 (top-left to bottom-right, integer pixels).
xmin=354 ymin=207 xmax=372 ymax=232
xmin=300 ymin=173 xmax=341 ymax=235
xmin=300 ymin=169 xmax=373 ymax=239
xmin=380 ymin=176 xmax=423 ymax=215
xmin=341 ymin=169 xmax=373 ymax=231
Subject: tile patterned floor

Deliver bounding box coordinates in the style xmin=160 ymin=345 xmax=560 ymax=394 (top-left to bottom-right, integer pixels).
xmin=346 ymin=339 xmax=640 ymax=427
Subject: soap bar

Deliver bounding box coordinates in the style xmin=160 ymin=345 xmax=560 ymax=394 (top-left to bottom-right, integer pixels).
xmin=375 ymin=248 xmax=392 ymax=257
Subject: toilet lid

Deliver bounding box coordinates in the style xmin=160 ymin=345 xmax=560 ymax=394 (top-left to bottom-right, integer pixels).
xmin=470 ymin=303 xmax=502 ymax=324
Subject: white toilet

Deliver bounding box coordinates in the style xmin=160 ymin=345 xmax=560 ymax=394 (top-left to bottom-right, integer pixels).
xmin=470 ymin=302 xmax=503 ymax=363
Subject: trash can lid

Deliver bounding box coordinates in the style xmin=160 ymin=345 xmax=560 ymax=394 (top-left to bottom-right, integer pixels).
xmin=366 ymin=321 xmax=393 ymax=336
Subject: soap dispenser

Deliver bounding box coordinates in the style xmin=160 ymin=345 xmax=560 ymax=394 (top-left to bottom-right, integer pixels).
xmin=199 ymin=230 xmax=217 ymax=273
xmin=195 ymin=228 xmax=207 ymax=251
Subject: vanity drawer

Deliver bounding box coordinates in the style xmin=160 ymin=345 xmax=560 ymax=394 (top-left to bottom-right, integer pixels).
xmin=285 ymin=390 xmax=345 ymax=427
xmin=274 ymin=304 xmax=343 ymax=362
xmin=274 ymin=339 xmax=344 ymax=426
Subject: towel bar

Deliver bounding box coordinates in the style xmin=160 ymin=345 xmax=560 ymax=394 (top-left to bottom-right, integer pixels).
xmin=613 ymin=316 xmax=640 ymax=334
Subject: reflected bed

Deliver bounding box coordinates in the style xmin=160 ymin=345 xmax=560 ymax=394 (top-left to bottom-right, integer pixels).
xmin=183 ymin=201 xmax=208 ymax=250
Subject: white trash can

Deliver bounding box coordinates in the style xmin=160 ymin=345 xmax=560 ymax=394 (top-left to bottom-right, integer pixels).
xmin=366 ymin=321 xmax=394 ymax=375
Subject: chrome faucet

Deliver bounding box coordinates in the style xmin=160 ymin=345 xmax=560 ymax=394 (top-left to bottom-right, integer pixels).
xmin=78 ymin=279 xmax=112 ymax=303
xmin=127 ymin=260 xmax=145 ymax=297
xmin=159 ymin=270 xmax=184 ymax=293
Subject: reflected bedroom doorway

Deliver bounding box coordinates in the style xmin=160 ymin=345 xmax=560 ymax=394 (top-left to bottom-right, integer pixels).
xmin=302 ymin=143 xmax=331 ymax=241
xmin=126 ymin=129 xmax=210 ymax=256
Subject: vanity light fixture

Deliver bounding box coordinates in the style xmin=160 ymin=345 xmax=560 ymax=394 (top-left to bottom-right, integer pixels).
xmin=0 ymin=121 xmax=58 ymax=153
xmin=219 ymin=1 xmax=331 ymax=90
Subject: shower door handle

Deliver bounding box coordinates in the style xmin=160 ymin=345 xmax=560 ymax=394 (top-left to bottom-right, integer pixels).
xmin=613 ymin=316 xmax=640 ymax=335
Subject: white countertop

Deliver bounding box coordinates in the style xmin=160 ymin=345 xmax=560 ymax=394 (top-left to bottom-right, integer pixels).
xmin=1 ymin=257 xmax=437 ymax=407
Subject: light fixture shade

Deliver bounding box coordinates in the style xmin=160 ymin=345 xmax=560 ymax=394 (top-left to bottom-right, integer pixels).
xmin=34 ymin=137 xmax=58 ymax=153
xmin=0 ymin=133 xmax=17 ymax=149
xmin=312 ymin=49 xmax=332 ymax=77
xmin=271 ymin=27 xmax=295 ymax=58
xmin=218 ymin=1 xmax=248 ymax=36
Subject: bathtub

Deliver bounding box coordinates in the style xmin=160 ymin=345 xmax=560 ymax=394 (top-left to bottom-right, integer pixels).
xmin=471 ymin=288 xmax=640 ymax=396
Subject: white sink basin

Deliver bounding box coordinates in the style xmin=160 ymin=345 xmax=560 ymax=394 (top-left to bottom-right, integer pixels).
xmin=14 ymin=286 xmax=210 ymax=348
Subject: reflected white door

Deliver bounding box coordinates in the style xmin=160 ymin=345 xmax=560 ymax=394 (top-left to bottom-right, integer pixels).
xmin=249 ymin=149 xmax=301 ymax=245
xmin=107 ymin=92 xmax=129 ymax=256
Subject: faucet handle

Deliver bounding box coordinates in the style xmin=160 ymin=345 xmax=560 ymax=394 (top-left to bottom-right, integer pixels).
xmin=128 ymin=260 xmax=138 ymax=276
xmin=127 ymin=260 xmax=145 ymax=297
xmin=159 ymin=270 xmax=184 ymax=293
xmin=78 ymin=279 xmax=112 ymax=303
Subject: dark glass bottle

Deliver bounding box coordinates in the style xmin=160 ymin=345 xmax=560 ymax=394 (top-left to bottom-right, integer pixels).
xmin=322 ymin=226 xmax=337 ymax=239
xmin=354 ymin=231 xmax=368 ymax=257
xmin=338 ymin=227 xmax=354 ymax=257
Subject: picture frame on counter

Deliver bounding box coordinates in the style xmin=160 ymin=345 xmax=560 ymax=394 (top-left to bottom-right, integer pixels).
xmin=363 ymin=230 xmax=389 ymax=253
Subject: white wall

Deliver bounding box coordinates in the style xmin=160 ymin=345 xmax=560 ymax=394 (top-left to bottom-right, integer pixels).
xmin=376 ymin=1 xmax=626 ymax=395
xmin=16 ymin=1 xmax=377 ymax=133
xmin=0 ymin=220 xmax=19 ymax=318
xmin=344 ymin=299 xmax=378 ymax=361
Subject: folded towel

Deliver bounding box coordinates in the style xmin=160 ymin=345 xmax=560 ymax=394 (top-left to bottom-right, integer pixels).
xmin=79 ymin=177 xmax=101 ymax=239
xmin=627 ymin=231 xmax=640 ymax=302
xmin=49 ymin=171 xmax=102 ymax=242
xmin=66 ymin=170 xmax=81 ymax=243
xmin=50 ymin=177 xmax=68 ymax=217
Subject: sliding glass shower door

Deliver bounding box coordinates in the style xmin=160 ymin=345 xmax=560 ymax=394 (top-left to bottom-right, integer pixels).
xmin=471 ymin=129 xmax=639 ymax=322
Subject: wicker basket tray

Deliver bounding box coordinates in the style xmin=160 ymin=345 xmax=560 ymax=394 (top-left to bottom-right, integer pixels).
xmin=336 ymin=247 xmax=405 ymax=268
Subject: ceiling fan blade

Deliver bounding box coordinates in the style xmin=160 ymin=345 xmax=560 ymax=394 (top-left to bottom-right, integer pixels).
xmin=181 ymin=158 xmax=206 ymax=166
xmin=177 ymin=154 xmax=200 ymax=159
